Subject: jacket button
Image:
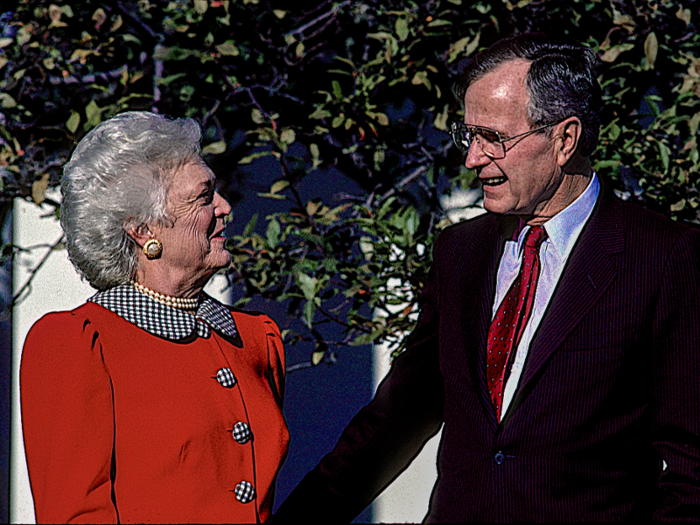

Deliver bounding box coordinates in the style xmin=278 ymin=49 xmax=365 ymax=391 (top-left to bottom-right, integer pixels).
xmin=494 ymin=452 xmax=505 ymax=464
xmin=215 ymin=367 xmax=236 ymax=388
xmin=234 ymin=480 xmax=255 ymax=503
xmin=231 ymin=421 xmax=252 ymax=444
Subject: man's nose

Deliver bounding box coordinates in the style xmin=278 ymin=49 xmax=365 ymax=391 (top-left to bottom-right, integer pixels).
xmin=464 ymin=140 xmax=492 ymax=170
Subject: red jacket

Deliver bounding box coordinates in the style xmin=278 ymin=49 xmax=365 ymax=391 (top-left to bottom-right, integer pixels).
xmin=21 ymin=301 xmax=289 ymax=523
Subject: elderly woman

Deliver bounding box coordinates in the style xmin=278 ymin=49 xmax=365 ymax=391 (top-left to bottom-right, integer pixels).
xmin=20 ymin=111 xmax=289 ymax=523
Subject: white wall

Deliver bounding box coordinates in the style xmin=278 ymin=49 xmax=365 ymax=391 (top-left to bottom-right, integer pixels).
xmin=371 ymin=341 xmax=441 ymax=523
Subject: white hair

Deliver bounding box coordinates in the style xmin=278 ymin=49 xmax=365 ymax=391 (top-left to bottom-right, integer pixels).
xmin=60 ymin=111 xmax=202 ymax=290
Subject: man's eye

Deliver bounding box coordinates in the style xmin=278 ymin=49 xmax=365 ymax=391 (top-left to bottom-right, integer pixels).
xmin=479 ymin=129 xmax=500 ymax=143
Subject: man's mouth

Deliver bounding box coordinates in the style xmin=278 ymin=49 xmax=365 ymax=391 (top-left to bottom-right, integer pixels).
xmin=481 ymin=176 xmax=507 ymax=187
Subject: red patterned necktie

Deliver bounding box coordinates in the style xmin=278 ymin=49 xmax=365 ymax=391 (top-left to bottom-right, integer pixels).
xmin=487 ymin=225 xmax=547 ymax=419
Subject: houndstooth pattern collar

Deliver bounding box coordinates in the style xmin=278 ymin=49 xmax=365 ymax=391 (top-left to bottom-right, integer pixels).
xmin=89 ymin=283 xmax=238 ymax=342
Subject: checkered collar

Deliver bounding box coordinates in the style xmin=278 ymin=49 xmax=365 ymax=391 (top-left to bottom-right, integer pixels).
xmin=89 ymin=283 xmax=238 ymax=342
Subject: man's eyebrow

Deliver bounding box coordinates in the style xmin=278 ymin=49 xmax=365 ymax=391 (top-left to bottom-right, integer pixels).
xmin=469 ymin=124 xmax=506 ymax=139
xmin=196 ymin=178 xmax=215 ymax=197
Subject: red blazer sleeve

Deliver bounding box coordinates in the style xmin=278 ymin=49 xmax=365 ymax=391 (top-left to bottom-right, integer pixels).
xmin=21 ymin=311 xmax=118 ymax=524
xmin=263 ymin=315 xmax=286 ymax=409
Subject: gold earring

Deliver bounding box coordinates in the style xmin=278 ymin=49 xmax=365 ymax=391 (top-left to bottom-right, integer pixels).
xmin=143 ymin=239 xmax=163 ymax=259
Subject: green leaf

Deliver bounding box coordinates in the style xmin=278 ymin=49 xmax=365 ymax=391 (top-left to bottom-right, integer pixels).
xmin=374 ymin=112 xmax=389 ymax=126
xmin=309 ymin=106 xmax=331 ymax=120
xmin=240 ymin=151 xmax=274 ymax=165
xmin=251 ymin=108 xmax=265 ymax=124
xmin=670 ymin=199 xmax=686 ymax=212
xmin=85 ymin=100 xmax=102 ymax=127
xmin=270 ymin=180 xmax=290 ymax=194
xmin=656 ymin=141 xmax=670 ymax=173
xmin=298 ymin=273 xmax=317 ymax=301
xmin=243 ymin=214 xmax=258 ymax=237
xmin=155 ymin=73 xmax=187 ymax=86
xmin=322 ymin=258 xmax=338 ymax=272
xmin=201 ymin=141 xmax=226 ymax=155
xmin=411 ymin=71 xmax=431 ymax=90
xmin=303 ymin=300 xmax=315 ymax=328
xmin=312 ymin=350 xmax=325 ymax=365
xmin=608 ymin=122 xmax=621 ymax=141
xmin=689 ymin=112 xmax=700 ymax=136
xmin=600 ymin=43 xmax=634 ymax=63
xmin=676 ymin=7 xmax=691 ymax=25
xmin=332 ymin=80 xmax=343 ymax=100
xmin=433 ymin=104 xmax=449 ymax=130
xmin=644 ymin=32 xmax=658 ymax=69
xmin=593 ymin=159 xmax=622 ymax=171
xmin=427 ymin=19 xmax=451 ymax=27
xmin=280 ymin=128 xmax=296 ymax=144
xmin=266 ymin=218 xmax=281 ymax=248
xmin=0 ymin=93 xmax=17 ymax=108
xmin=31 ymin=173 xmax=50 ymax=205
xmin=216 ymin=40 xmax=239 ymax=56
xmin=395 ymin=18 xmax=409 ymax=41
xmin=66 ymin=111 xmax=80 ymax=133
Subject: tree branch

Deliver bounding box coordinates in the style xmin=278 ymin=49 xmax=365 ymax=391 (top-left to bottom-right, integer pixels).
xmin=284 ymin=0 xmax=351 ymax=38
xmin=10 ymin=234 xmax=65 ymax=309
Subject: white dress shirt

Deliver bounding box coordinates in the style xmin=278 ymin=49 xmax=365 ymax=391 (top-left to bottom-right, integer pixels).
xmin=494 ymin=173 xmax=600 ymax=418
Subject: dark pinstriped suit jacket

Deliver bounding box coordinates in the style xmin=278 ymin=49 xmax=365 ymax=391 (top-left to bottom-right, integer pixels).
xmin=274 ymin=186 xmax=700 ymax=522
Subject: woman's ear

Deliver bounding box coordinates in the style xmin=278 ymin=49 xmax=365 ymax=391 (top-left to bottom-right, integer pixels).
xmin=554 ymin=116 xmax=582 ymax=167
xmin=125 ymin=223 xmax=152 ymax=249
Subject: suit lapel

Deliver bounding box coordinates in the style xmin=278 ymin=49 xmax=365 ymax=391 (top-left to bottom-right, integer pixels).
xmin=458 ymin=216 xmax=516 ymax=422
xmin=502 ymin=188 xmax=625 ymax=422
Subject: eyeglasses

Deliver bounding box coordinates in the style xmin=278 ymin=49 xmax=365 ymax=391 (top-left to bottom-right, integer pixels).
xmin=448 ymin=121 xmax=555 ymax=159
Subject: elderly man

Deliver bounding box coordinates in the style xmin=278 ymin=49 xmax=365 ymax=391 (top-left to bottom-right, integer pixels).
xmin=274 ymin=33 xmax=700 ymax=522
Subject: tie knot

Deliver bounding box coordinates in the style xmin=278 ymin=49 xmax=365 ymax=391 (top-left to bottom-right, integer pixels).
xmin=524 ymin=226 xmax=547 ymax=249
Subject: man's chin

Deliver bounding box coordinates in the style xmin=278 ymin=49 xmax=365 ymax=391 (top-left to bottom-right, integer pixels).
xmin=483 ymin=198 xmax=514 ymax=216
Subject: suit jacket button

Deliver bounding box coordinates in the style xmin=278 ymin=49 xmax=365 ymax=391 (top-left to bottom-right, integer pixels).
xmin=235 ymin=480 xmax=255 ymax=503
xmin=215 ymin=367 xmax=237 ymax=388
xmin=494 ymin=452 xmax=505 ymax=464
xmin=231 ymin=421 xmax=252 ymax=444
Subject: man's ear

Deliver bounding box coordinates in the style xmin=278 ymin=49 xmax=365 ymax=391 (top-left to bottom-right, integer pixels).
xmin=554 ymin=116 xmax=582 ymax=167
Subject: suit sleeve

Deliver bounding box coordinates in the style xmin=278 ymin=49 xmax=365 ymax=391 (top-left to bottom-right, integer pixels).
xmin=651 ymin=227 xmax=700 ymax=520
xmin=273 ymin=236 xmax=446 ymax=523
xmin=21 ymin=312 xmax=118 ymax=524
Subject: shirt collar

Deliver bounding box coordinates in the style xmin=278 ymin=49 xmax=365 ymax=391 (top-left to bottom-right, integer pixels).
xmin=89 ymin=283 xmax=239 ymax=342
xmin=515 ymin=172 xmax=600 ymax=260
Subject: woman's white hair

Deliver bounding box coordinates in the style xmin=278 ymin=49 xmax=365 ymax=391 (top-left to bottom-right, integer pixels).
xmin=60 ymin=111 xmax=202 ymax=290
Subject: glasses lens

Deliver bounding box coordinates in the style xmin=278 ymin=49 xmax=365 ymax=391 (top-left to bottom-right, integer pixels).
xmin=474 ymin=128 xmax=505 ymax=159
xmin=450 ymin=122 xmax=471 ymax=152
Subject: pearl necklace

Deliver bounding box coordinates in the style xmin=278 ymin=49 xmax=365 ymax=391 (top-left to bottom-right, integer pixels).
xmin=130 ymin=281 xmax=199 ymax=310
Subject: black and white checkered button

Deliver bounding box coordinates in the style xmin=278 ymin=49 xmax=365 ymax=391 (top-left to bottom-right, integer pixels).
xmin=216 ymin=368 xmax=237 ymax=388
xmin=231 ymin=421 xmax=252 ymax=444
xmin=234 ymin=480 xmax=255 ymax=503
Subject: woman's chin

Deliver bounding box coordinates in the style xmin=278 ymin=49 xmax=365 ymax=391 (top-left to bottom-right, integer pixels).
xmin=211 ymin=248 xmax=232 ymax=270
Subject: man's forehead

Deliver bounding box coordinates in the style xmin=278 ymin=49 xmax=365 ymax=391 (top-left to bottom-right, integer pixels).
xmin=463 ymin=59 xmax=531 ymax=126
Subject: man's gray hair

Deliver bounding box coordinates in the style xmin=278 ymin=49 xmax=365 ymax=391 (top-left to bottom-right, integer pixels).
xmin=455 ymin=33 xmax=602 ymax=156
xmin=60 ymin=111 xmax=202 ymax=290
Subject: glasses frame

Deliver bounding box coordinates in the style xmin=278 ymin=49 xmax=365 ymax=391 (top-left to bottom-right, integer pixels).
xmin=448 ymin=121 xmax=556 ymax=159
